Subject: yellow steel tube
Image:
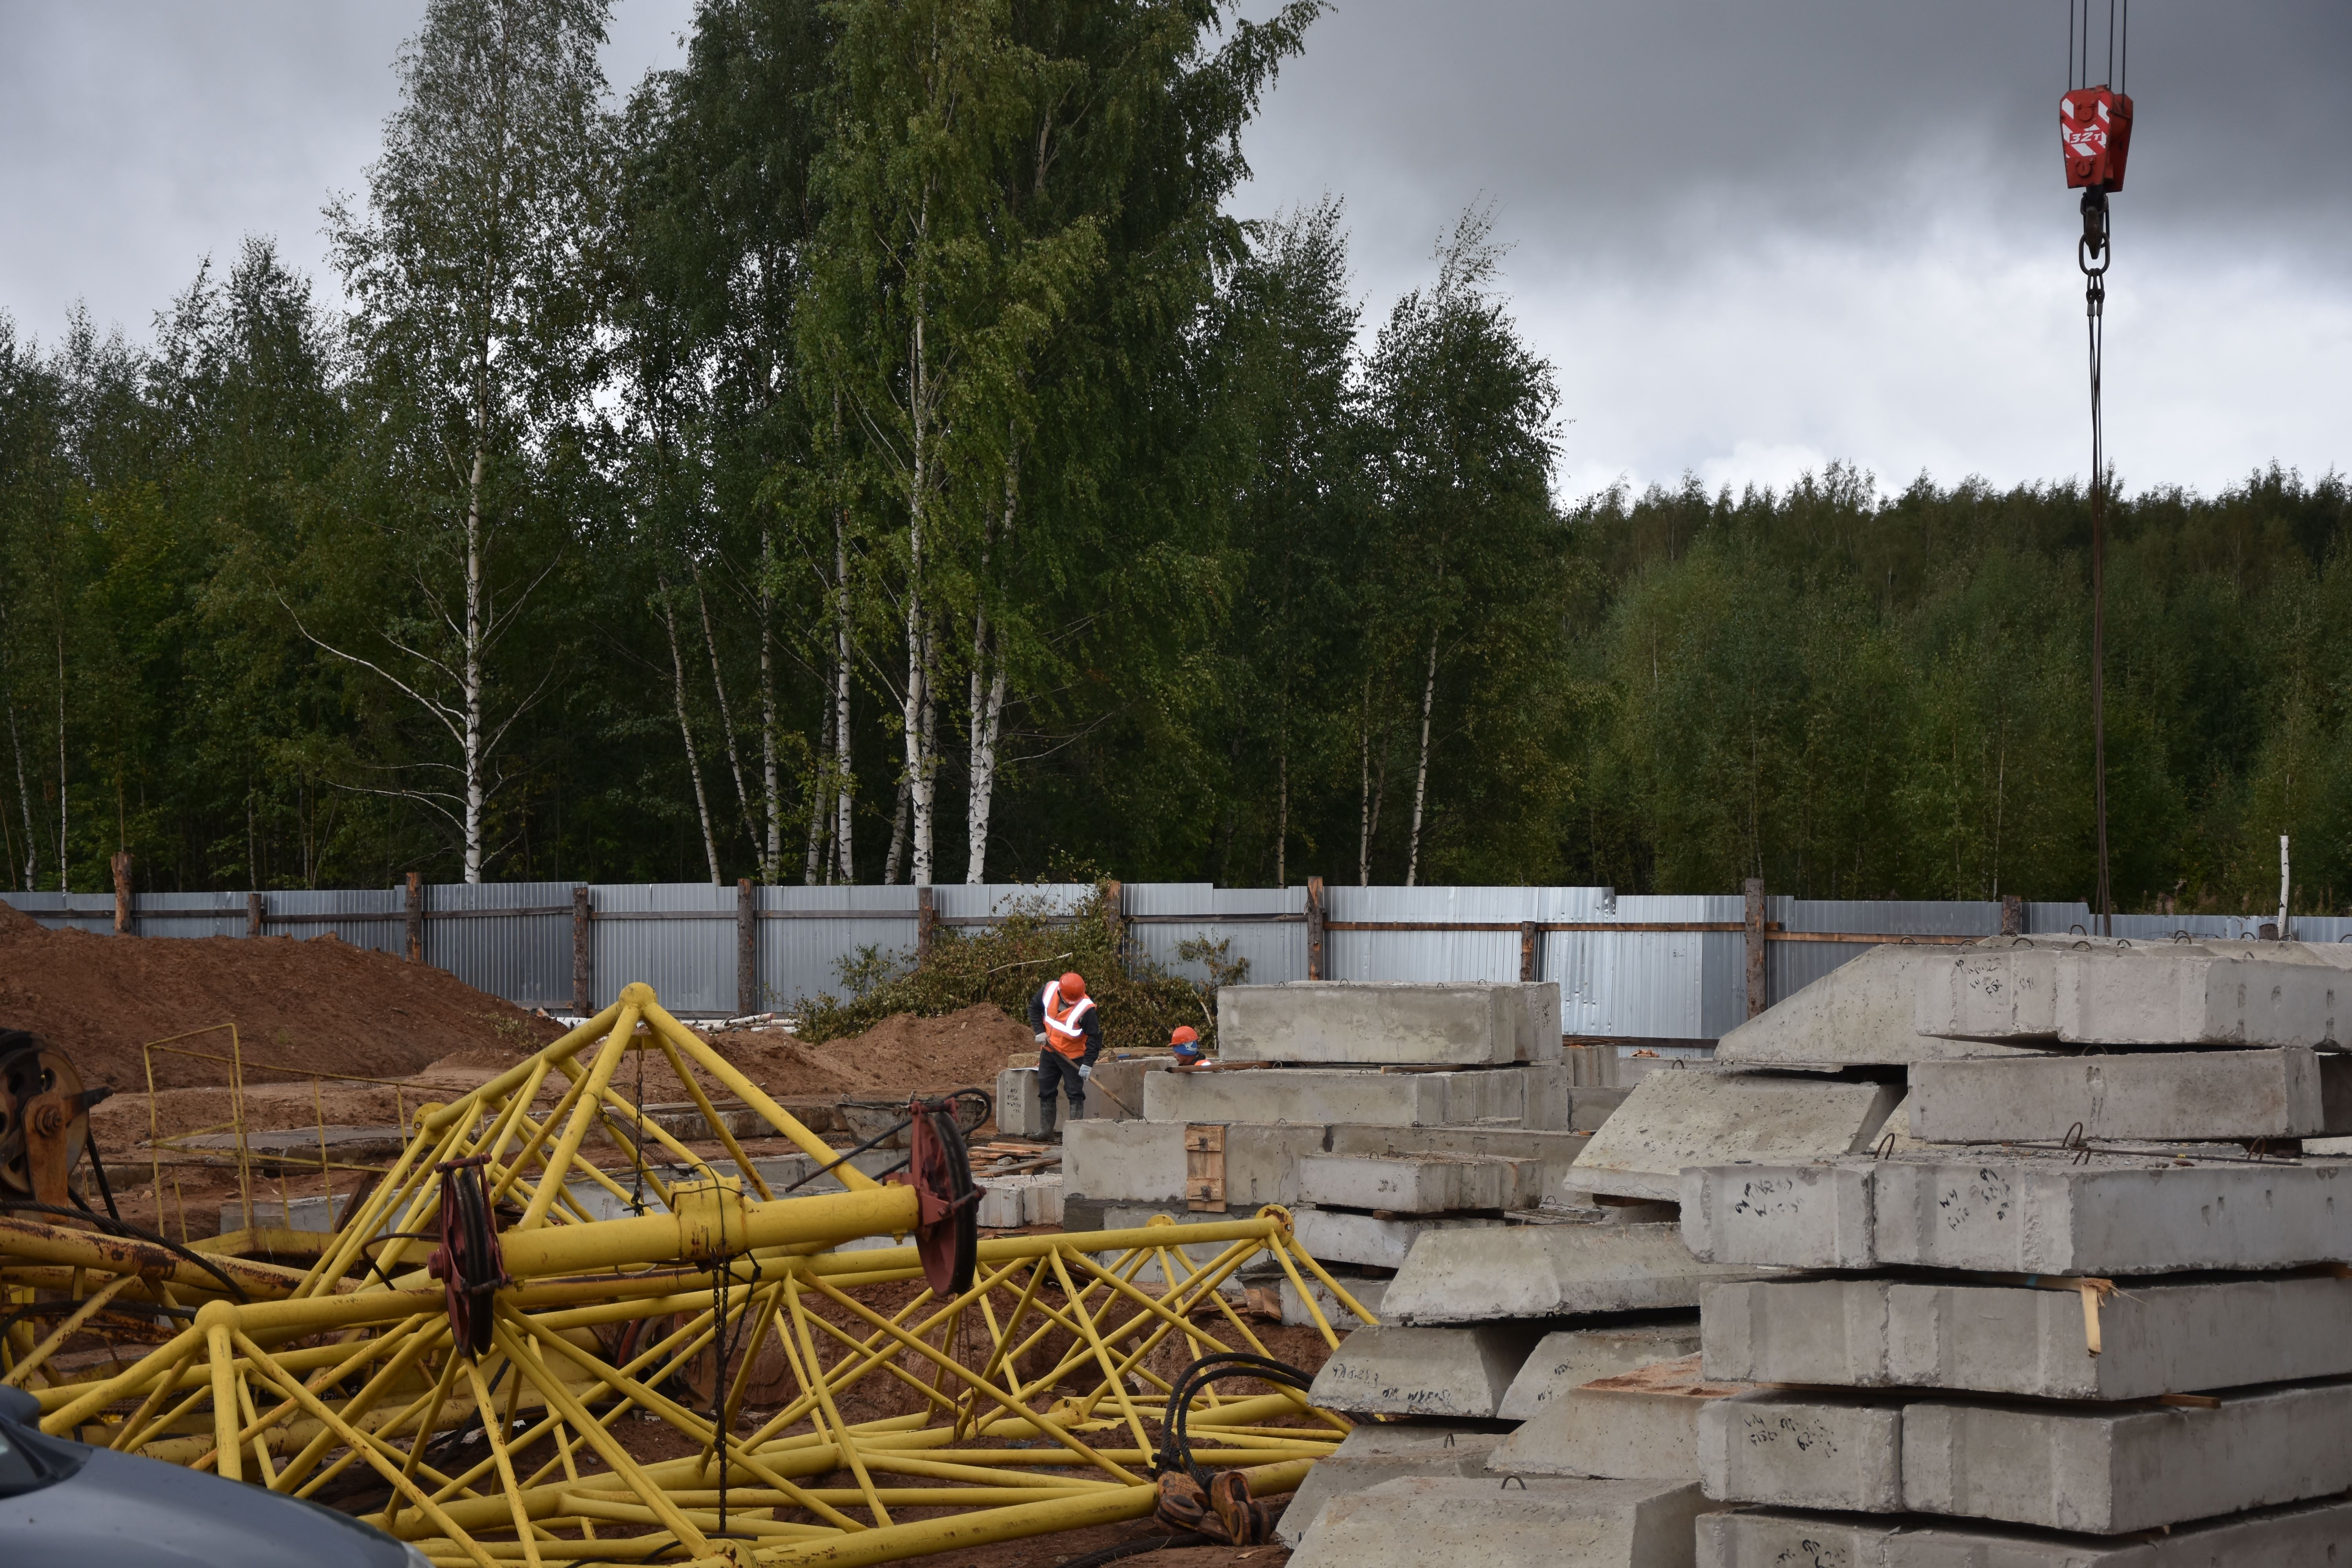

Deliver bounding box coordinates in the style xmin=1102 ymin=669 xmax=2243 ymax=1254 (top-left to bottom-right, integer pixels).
xmin=758 ymin=1457 xmax=1319 ymax=1568
xmin=232 ymin=1329 xmax=501 ymax=1568
xmin=494 ymin=1178 xmax=916 ymax=1282
xmin=463 ymin=1357 xmax=546 ymax=1568
xmin=203 ymin=1316 xmax=242 ymax=1482
xmin=0 ymin=1271 xmax=138 ymax=1388
xmin=425 ymin=1002 xmax=625 ymax=1133
xmin=642 ymin=998 xmax=877 ymax=1190
xmin=517 ymin=1000 xmax=641 ymax=1230
xmin=650 ymin=1031 xmax=775 ymax=1199
xmin=0 ymin=1213 xmax=312 ymax=1299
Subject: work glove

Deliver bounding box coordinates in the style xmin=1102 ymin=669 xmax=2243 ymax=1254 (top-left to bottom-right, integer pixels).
xmin=1079 ymin=1064 xmax=1092 ymax=1079
xmin=1034 ymin=1032 xmax=1047 ymax=1045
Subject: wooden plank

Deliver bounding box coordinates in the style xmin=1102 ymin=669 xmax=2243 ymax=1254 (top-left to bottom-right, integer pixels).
xmin=1185 ymin=1123 xmax=1225 ymax=1212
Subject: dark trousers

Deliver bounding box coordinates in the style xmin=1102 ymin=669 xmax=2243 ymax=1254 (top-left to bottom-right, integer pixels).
xmin=1038 ymin=1049 xmax=1085 ymax=1116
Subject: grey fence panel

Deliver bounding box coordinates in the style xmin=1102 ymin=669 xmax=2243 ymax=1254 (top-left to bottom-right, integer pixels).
xmin=2025 ymin=902 xmax=2096 ymax=935
xmin=1766 ymin=899 xmax=2004 ymax=1013
xmin=757 ymin=884 xmax=920 ymax=1012
xmin=929 ymin=884 xmax=1094 ymax=925
xmin=428 ymin=882 xmax=576 ymax=1010
xmin=589 ymin=884 xmax=737 ymax=1014
xmin=1125 ymin=883 xmax=1307 ymax=988
xmin=1322 ymin=886 xmax=1538 ymax=984
xmin=4 ymin=892 xmax=119 ymax=935
xmin=123 ymin=891 xmax=248 ymax=939
xmin=265 ymin=889 xmax=407 ymax=956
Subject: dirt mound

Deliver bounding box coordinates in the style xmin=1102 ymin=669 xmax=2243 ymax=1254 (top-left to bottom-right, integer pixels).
xmin=681 ymin=1004 xmax=1035 ymax=1103
xmin=0 ymin=918 xmax=563 ymax=1093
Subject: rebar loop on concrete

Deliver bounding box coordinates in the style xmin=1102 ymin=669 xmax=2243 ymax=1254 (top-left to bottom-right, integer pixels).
xmin=0 ymin=983 xmax=1370 ymax=1567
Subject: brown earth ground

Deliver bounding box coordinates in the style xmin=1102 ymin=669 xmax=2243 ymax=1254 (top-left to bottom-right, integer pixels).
xmin=5 ymin=905 xmax=1322 ymax=1561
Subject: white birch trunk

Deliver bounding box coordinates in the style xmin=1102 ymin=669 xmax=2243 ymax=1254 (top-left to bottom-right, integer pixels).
xmin=1405 ymin=627 xmax=1439 ymax=887
xmin=691 ymin=562 xmax=760 ymax=857
xmin=54 ymin=626 xmax=67 ymax=892
xmin=834 ymin=513 xmax=855 ymax=882
xmin=884 ymin=776 xmax=910 ymax=884
xmin=659 ymin=575 xmax=722 ymax=883
xmin=462 ymin=443 xmax=486 ymax=884
xmin=903 ymin=309 xmax=935 ymax=887
xmin=759 ymin=524 xmax=781 ymax=881
xmin=1357 ymin=677 xmax=1372 ymax=887
xmin=964 ymin=456 xmax=1014 ymax=884
xmin=0 ymin=608 xmax=34 ymax=890
xmin=802 ymin=699 xmax=831 ymax=884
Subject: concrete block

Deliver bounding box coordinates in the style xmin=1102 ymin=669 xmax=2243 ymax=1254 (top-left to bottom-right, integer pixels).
xmin=1384 ymin=1221 xmax=1764 ymax=1325
xmin=1696 ymin=1391 xmax=1904 ymax=1513
xmin=1023 ymin=1175 xmax=1062 ymax=1226
xmin=994 ymin=1065 xmax=1099 ymax=1138
xmin=1686 ymin=1152 xmax=2352 ymax=1275
xmin=1328 ymin=1124 xmax=1593 ymax=1191
xmin=1278 ymin=1271 xmax=1387 ymax=1328
xmin=1572 ymin=1085 xmax=1631 ymax=1132
xmin=1296 ymin=1152 xmax=1535 ymax=1212
xmin=1490 ymin=1355 xmax=1746 ymax=1481
xmin=1570 ymin=1071 xmax=1903 ymax=1203
xmin=974 ymin=1181 xmax=1026 ymax=1228
xmin=1497 ymin=1319 xmax=1705 ymax=1421
xmin=1293 ymin=1206 xmax=1506 ymax=1269
xmin=1061 ymin=1119 xmax=1188 ymax=1203
xmin=1523 ymin=981 xmax=1563 ymax=1063
xmin=1276 ymin=1425 xmax=1503 ymax=1547
xmin=1703 ymin=1272 xmax=2352 ymax=1400
xmin=1143 ymin=1064 xmax=1532 ymax=1127
xmin=219 ymin=1192 xmax=349 ymax=1234
xmin=1223 ymin=982 xmax=1518 ymax=1065
xmin=1699 ymin=1495 xmax=2352 ymax=1568
xmin=1917 ymin=943 xmax=2344 ymax=1048
xmin=1290 ymin=1475 xmax=1720 ymax=1568
xmin=1902 ymin=1378 xmax=2352 ymax=1534
xmin=1523 ymin=1062 xmax=1572 ymax=1129
xmin=1305 ymin=1321 xmax=1547 ymax=1417
xmin=1082 ymin=1056 xmax=1158 ymax=1121
xmin=1906 ymin=1046 xmax=2352 ymax=1142
xmin=1717 ymin=942 xmax=2020 ymax=1069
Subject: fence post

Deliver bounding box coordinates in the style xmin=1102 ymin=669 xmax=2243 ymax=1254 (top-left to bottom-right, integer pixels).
xmin=2001 ymin=893 xmax=2024 ymax=936
xmin=737 ymin=878 xmax=757 ymax=1017
xmin=916 ymin=885 xmax=936 ymax=964
xmin=111 ymin=852 xmax=133 ymax=935
xmin=1744 ymin=877 xmax=1768 ymax=1019
xmin=1304 ymin=877 xmax=1326 ymax=980
xmin=1519 ymin=920 xmax=1539 ymax=983
xmin=405 ymin=872 xmax=423 ymax=963
xmin=247 ymin=891 xmax=264 ymax=938
xmin=571 ymin=887 xmax=593 ymax=1014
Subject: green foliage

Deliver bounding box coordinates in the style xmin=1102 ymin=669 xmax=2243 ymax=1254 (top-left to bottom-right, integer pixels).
xmin=793 ymin=884 xmax=1219 ymax=1054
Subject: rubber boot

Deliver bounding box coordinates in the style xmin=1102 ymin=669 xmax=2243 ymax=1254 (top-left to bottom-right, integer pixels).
xmin=1038 ymin=1097 xmax=1060 ymax=1144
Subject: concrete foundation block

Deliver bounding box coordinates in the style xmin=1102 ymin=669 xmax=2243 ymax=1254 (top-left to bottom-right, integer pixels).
xmin=973 ymin=1182 xmax=1026 ymax=1228
xmin=1082 ymin=1056 xmax=1158 ymax=1121
xmin=1223 ymin=982 xmax=1519 ymax=1065
xmin=1698 ymin=1496 xmax=2352 ymax=1568
xmin=1902 ymin=1378 xmax=2352 ymax=1534
xmin=1686 ymin=1152 xmax=2352 ymax=1275
xmin=1143 ymin=1065 xmax=1530 ymax=1127
xmin=1293 ymin=1206 xmax=1506 ymax=1269
xmin=1276 ymin=1425 xmax=1504 ymax=1547
xmin=1917 ymin=944 xmax=2344 ymax=1048
xmin=1278 ymin=1271 xmax=1387 ymax=1329
xmin=1905 ymin=1046 xmax=2352 ymax=1142
xmin=1022 ymin=1175 xmax=1062 ymax=1226
xmin=1570 ymin=1071 xmax=1904 ymax=1203
xmin=1290 ymin=1475 xmax=1721 ymax=1568
xmin=1327 ymin=1124 xmax=1592 ymax=1193
xmin=1523 ymin=981 xmax=1563 ymax=1063
xmin=1491 ymin=1355 xmax=1747 ymax=1481
xmin=993 ymin=1065 xmax=1101 ymax=1138
xmin=1679 ymin=1162 xmax=1877 ymax=1269
xmin=1703 ymin=1273 xmax=2352 ymax=1400
xmin=1296 ymin=1151 xmax=1534 ymax=1212
xmin=1696 ymin=1391 xmax=1905 ymax=1513
xmin=1061 ymin=1118 xmax=1188 ymax=1203
xmin=1384 ymin=1221 xmax=1764 ymax=1325
xmin=1497 ymin=1319 xmax=1705 ymax=1421
xmin=1716 ymin=942 xmax=2021 ymax=1069
xmin=1306 ymin=1321 xmax=1547 ymax=1417
xmin=219 ymin=1192 xmax=350 ymax=1234
xmin=1572 ymin=1085 xmax=1631 ymax=1132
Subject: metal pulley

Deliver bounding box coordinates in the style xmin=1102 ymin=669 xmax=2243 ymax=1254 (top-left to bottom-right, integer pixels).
xmin=2060 ymin=86 xmax=2134 ymax=192
xmin=428 ymin=1154 xmax=512 ymax=1357
xmin=0 ymin=1033 xmax=109 ymax=1206
xmin=905 ymin=1096 xmax=978 ymax=1297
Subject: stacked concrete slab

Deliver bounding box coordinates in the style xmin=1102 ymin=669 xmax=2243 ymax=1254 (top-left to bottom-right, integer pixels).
xmin=1683 ymin=936 xmax=2352 ymax=1564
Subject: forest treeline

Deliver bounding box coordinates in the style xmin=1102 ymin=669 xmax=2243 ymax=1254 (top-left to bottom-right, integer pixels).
xmin=1 ymin=0 xmax=2347 ymax=915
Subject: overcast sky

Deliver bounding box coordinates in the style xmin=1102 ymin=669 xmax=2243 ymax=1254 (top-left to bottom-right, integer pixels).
xmin=4 ymin=1 xmax=2346 ymax=499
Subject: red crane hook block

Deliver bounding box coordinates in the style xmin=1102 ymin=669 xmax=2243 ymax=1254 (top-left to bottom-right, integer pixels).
xmin=2062 ymin=87 xmax=2134 ymax=192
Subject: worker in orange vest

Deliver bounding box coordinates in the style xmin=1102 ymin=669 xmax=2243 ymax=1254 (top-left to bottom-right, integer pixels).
xmin=1027 ymin=970 xmax=1101 ymax=1142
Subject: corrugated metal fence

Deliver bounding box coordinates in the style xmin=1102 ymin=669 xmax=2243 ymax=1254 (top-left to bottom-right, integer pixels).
xmin=7 ymin=882 xmax=2349 ymax=1031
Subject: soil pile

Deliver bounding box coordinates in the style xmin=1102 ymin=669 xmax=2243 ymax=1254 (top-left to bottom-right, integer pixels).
xmin=0 ymin=900 xmax=563 ymax=1093
xmin=502 ymin=1004 xmax=1037 ymax=1107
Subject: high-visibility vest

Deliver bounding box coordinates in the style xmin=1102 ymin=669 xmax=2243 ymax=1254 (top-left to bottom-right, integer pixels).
xmin=1039 ymin=981 xmax=1095 ymax=1058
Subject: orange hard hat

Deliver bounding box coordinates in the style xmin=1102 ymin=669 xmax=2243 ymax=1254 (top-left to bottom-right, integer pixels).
xmin=1170 ymin=1026 xmax=1199 ymax=1045
xmin=1059 ymin=972 xmax=1087 ymax=1000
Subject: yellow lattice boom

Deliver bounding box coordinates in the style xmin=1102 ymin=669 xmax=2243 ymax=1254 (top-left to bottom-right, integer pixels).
xmin=0 ymin=984 xmax=1373 ymax=1566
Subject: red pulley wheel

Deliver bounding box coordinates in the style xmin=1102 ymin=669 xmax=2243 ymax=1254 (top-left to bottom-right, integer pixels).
xmin=907 ymin=1099 xmax=979 ymax=1297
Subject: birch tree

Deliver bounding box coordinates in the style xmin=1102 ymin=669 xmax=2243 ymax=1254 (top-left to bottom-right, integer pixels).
xmin=319 ymin=0 xmax=612 ymax=881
